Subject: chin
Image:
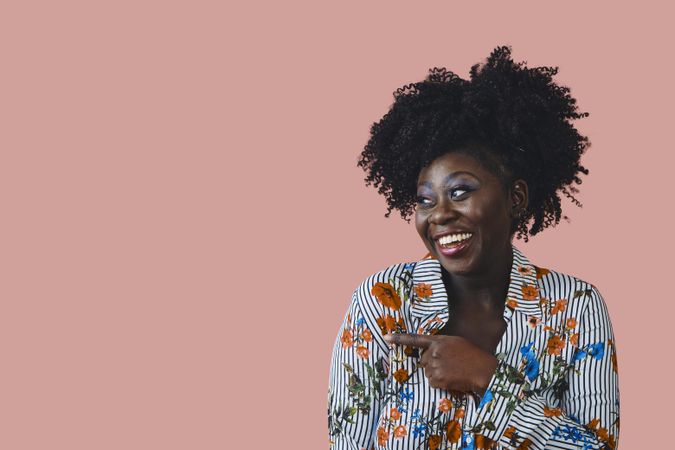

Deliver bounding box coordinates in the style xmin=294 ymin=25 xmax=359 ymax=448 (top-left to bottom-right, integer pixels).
xmin=437 ymin=256 xmax=474 ymax=273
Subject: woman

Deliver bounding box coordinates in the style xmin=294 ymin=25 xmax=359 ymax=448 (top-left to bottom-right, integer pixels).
xmin=327 ymin=46 xmax=619 ymax=450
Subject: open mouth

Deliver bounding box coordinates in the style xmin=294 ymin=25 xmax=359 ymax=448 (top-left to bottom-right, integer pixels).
xmin=436 ymin=232 xmax=472 ymax=248
xmin=434 ymin=232 xmax=473 ymax=256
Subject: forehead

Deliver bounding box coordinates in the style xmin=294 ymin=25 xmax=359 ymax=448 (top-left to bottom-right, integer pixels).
xmin=417 ymin=151 xmax=498 ymax=185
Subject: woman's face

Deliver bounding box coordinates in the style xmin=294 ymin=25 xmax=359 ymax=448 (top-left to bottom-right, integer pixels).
xmin=415 ymin=151 xmax=524 ymax=276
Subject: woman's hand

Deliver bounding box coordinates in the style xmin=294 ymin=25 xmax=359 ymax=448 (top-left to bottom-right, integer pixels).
xmin=383 ymin=333 xmax=498 ymax=395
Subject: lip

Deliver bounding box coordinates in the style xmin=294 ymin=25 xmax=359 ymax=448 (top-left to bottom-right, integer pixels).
xmin=434 ymin=233 xmax=473 ymax=257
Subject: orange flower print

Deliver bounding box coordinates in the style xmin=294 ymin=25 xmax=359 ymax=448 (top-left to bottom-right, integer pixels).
xmin=543 ymin=406 xmax=562 ymax=417
xmin=521 ymin=284 xmax=539 ymax=300
xmin=341 ymin=329 xmax=353 ymax=348
xmin=546 ymin=334 xmax=566 ymax=356
xmin=414 ymin=283 xmax=433 ymax=299
xmin=393 ymin=425 xmax=407 ymax=438
xmin=551 ymin=298 xmax=568 ymax=315
xmin=377 ymin=426 xmax=389 ymax=446
xmin=609 ymin=339 xmax=618 ymax=373
xmin=356 ymin=345 xmax=369 ymax=359
xmin=376 ymin=315 xmax=397 ymax=335
xmin=535 ymin=266 xmax=550 ymax=279
xmin=566 ymin=317 xmax=577 ymax=329
xmin=503 ymin=426 xmax=516 ymax=439
xmin=506 ymin=298 xmax=519 ymax=309
xmin=424 ymin=316 xmax=444 ymax=328
xmin=428 ymin=434 xmax=442 ymax=450
xmin=586 ymin=417 xmax=612 ymax=446
xmin=475 ymin=434 xmax=496 ymax=450
xmin=518 ymin=265 xmax=532 ymax=275
xmin=527 ymin=316 xmax=540 ymax=329
xmin=518 ymin=438 xmax=533 ymax=450
xmin=570 ymin=333 xmax=579 ymax=346
xmin=360 ymin=328 xmax=373 ymax=342
xmin=390 ymin=407 xmax=401 ymax=420
xmin=393 ymin=368 xmax=409 ymax=383
xmin=372 ymin=282 xmax=402 ymax=310
xmin=438 ymin=398 xmax=453 ymax=413
xmin=445 ymin=419 xmax=461 ymax=444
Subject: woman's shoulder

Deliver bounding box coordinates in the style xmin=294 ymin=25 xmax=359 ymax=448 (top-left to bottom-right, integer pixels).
xmin=352 ymin=259 xmax=418 ymax=297
xmin=347 ymin=259 xmax=427 ymax=314
xmin=347 ymin=260 xmax=423 ymax=332
xmin=532 ymin=264 xmax=607 ymax=313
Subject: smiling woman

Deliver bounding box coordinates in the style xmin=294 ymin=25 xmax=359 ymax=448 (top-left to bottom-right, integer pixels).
xmin=327 ymin=46 xmax=619 ymax=450
xmin=414 ymin=151 xmax=522 ymax=278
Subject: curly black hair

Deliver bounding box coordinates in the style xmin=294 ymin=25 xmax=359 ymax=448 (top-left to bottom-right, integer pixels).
xmin=356 ymin=45 xmax=590 ymax=242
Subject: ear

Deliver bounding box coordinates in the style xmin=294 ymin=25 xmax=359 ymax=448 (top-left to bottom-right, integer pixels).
xmin=510 ymin=179 xmax=529 ymax=218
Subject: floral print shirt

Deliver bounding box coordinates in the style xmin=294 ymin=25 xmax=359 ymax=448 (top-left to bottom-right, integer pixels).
xmin=327 ymin=245 xmax=619 ymax=449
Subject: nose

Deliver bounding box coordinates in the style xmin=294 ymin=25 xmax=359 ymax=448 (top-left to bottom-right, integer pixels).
xmin=428 ymin=198 xmax=460 ymax=225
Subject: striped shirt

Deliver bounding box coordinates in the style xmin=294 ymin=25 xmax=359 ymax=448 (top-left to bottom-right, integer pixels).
xmin=327 ymin=245 xmax=619 ymax=449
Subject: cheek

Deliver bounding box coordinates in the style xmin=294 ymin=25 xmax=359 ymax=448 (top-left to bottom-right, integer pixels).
xmin=466 ymin=199 xmax=510 ymax=232
xmin=415 ymin=211 xmax=435 ymax=251
xmin=414 ymin=211 xmax=426 ymax=235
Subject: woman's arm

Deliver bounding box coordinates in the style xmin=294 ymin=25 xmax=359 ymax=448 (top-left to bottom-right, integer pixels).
xmin=466 ymin=285 xmax=620 ymax=449
xmin=328 ymin=288 xmax=390 ymax=450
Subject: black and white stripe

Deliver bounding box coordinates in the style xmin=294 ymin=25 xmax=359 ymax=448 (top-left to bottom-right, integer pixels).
xmin=328 ymin=245 xmax=619 ymax=450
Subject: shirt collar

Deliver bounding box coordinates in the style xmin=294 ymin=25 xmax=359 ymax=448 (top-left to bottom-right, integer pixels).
xmin=410 ymin=244 xmax=543 ymax=321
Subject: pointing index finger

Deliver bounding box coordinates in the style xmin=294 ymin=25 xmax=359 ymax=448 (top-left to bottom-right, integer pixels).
xmin=384 ymin=333 xmax=433 ymax=349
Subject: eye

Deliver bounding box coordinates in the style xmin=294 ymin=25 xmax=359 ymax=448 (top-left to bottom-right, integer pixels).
xmin=449 ymin=186 xmax=472 ymax=200
xmin=415 ymin=196 xmax=434 ymax=208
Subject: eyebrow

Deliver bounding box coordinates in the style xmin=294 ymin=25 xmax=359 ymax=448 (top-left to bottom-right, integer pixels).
xmin=417 ymin=171 xmax=480 ymax=189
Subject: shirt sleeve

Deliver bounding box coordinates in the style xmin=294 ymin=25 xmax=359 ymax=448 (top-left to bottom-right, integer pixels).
xmin=465 ymin=285 xmax=620 ymax=450
xmin=328 ymin=287 xmax=390 ymax=450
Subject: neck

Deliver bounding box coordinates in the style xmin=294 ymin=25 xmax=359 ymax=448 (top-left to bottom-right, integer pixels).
xmin=441 ymin=242 xmax=513 ymax=311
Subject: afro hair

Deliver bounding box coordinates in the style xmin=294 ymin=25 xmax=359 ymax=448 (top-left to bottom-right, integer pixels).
xmin=356 ymin=45 xmax=591 ymax=242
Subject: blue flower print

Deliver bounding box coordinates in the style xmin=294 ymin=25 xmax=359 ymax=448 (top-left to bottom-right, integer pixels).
xmin=524 ymin=357 xmax=540 ymax=381
xmin=355 ymin=317 xmax=365 ymax=327
xmin=573 ymin=349 xmax=587 ymax=363
xmin=399 ymin=388 xmax=414 ymax=402
xmin=478 ymin=389 xmax=493 ymax=408
xmin=460 ymin=431 xmax=475 ymax=450
xmin=586 ymin=342 xmax=605 ymax=360
xmin=412 ymin=423 xmax=427 ymax=438
xmin=520 ymin=342 xmax=539 ymax=380
xmin=411 ymin=408 xmax=421 ymax=420
xmin=520 ymin=342 xmax=535 ymax=358
xmin=573 ymin=342 xmax=605 ymax=364
xmin=552 ymin=424 xmax=595 ymax=450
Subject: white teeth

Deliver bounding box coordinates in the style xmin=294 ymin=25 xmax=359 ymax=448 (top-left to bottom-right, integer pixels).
xmin=438 ymin=233 xmax=472 ymax=246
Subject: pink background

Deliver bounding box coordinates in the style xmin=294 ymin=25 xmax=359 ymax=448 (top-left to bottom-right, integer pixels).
xmin=1 ymin=1 xmax=668 ymax=448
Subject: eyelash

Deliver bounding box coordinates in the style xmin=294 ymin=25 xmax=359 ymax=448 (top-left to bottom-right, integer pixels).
xmin=416 ymin=187 xmax=472 ymax=207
